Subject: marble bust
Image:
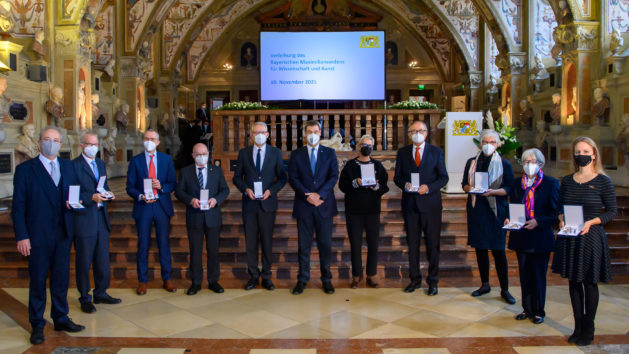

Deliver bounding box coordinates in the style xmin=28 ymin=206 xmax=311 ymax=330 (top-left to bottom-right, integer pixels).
xmin=550 ymin=93 xmax=561 ymax=124
xmin=15 ymin=123 xmax=39 ymax=164
xmin=115 ymin=103 xmax=129 ymax=133
xmin=31 ymin=30 xmax=47 ymax=60
xmin=592 ymin=88 xmax=610 ymax=126
xmin=103 ymin=127 xmax=117 ymax=164
xmin=0 ymin=77 xmax=9 ymax=118
xmin=519 ymin=99 xmax=534 ymax=129
xmin=45 ymin=86 xmax=65 ymax=127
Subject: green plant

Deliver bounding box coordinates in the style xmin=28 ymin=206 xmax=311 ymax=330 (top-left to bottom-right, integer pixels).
xmin=473 ymin=120 xmax=521 ymax=157
xmin=388 ymin=100 xmax=438 ymax=110
xmin=216 ymin=101 xmax=269 ymax=110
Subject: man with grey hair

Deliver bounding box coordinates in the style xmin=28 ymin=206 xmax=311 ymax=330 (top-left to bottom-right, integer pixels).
xmin=13 ymin=126 xmax=85 ymax=345
xmin=233 ymin=121 xmax=287 ymax=291
xmin=72 ymin=131 xmax=120 ymax=313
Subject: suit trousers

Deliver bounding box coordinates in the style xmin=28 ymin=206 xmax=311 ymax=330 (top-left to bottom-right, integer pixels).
xmin=187 ymin=221 xmax=220 ymax=285
xmin=517 ymin=251 xmax=550 ymax=317
xmin=244 ymin=203 xmax=276 ymax=280
xmin=297 ymin=208 xmax=333 ymax=283
xmin=136 ymin=203 xmax=173 ymax=283
xmin=28 ymin=225 xmax=71 ymax=329
xmin=346 ymin=213 xmax=380 ymax=277
xmin=404 ymin=207 xmax=442 ymax=285
xmin=75 ymin=208 xmax=111 ymax=303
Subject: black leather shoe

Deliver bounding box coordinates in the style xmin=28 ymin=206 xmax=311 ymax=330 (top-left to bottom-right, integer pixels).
xmin=54 ymin=319 xmax=85 ymax=333
xmin=244 ymin=278 xmax=258 ymax=290
xmin=292 ymin=281 xmax=306 ymax=295
xmin=532 ymin=315 xmax=544 ymax=324
xmin=471 ymin=283 xmax=491 ymax=297
xmin=93 ymin=294 xmax=122 ymax=304
xmin=404 ymin=281 xmax=421 ymax=293
xmin=261 ymin=279 xmax=275 ymax=291
xmin=186 ymin=284 xmax=201 ymax=295
xmin=501 ymin=290 xmax=516 ymax=304
xmin=515 ymin=312 xmax=529 ymax=321
xmin=208 ymin=282 xmax=224 ymax=293
xmin=80 ymin=302 xmax=96 ymax=314
xmin=427 ymin=286 xmax=438 ymax=296
xmin=322 ymin=281 xmax=335 ymax=294
xmin=30 ymin=327 xmax=44 ymax=345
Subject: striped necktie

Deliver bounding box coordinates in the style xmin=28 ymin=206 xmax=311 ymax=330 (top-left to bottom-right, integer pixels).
xmin=198 ymin=167 xmax=204 ymax=189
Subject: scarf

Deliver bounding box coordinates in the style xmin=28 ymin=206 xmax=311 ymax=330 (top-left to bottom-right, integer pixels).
xmin=521 ymin=170 xmax=543 ymax=220
xmin=468 ymin=151 xmax=503 ymax=216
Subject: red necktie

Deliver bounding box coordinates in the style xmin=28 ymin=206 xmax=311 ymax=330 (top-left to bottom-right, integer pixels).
xmin=415 ymin=146 xmax=421 ymax=167
xmin=149 ymin=154 xmax=157 ymax=195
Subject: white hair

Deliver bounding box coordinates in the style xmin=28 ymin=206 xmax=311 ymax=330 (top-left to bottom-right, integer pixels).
xmin=521 ymin=148 xmax=545 ymax=167
xmin=358 ymin=134 xmax=374 ymax=145
xmin=79 ymin=130 xmax=98 ymax=143
xmin=39 ymin=126 xmax=64 ymax=141
xmin=251 ymin=121 xmax=268 ymax=132
xmin=479 ymin=129 xmax=502 ymax=147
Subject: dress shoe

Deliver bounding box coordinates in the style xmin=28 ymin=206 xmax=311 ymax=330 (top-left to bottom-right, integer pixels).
xmin=471 ymin=282 xmax=491 ymax=297
xmin=136 ymin=282 xmax=147 ymax=295
xmin=292 ymin=281 xmax=306 ymax=295
xmin=532 ymin=315 xmax=544 ymax=324
xmin=322 ymin=281 xmax=335 ymax=294
xmin=576 ymin=318 xmax=594 ymax=346
xmin=80 ymin=302 xmax=96 ymax=313
xmin=163 ymin=280 xmax=177 ymax=292
xmin=54 ymin=319 xmax=85 ymax=333
xmin=261 ymin=279 xmax=275 ymax=291
xmin=350 ymin=276 xmax=361 ymax=289
xmin=427 ymin=285 xmax=438 ymax=296
xmin=568 ymin=316 xmax=583 ymax=343
xmin=208 ymin=282 xmax=224 ymax=293
xmin=93 ymin=294 xmax=122 ymax=304
xmin=244 ymin=278 xmax=258 ymax=290
xmin=186 ymin=284 xmax=201 ymax=295
xmin=30 ymin=327 xmax=44 ymax=345
xmin=366 ymin=276 xmax=378 ymax=288
xmin=501 ymin=289 xmax=516 ymax=304
xmin=404 ymin=281 xmax=421 ymax=293
xmin=515 ymin=312 xmax=530 ymax=321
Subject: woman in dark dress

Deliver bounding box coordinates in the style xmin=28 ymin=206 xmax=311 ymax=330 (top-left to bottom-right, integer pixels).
xmin=462 ymin=129 xmax=515 ymax=304
xmin=552 ymin=137 xmax=617 ymax=346
xmin=505 ymin=148 xmax=559 ymax=324
xmin=339 ymin=135 xmax=389 ymax=288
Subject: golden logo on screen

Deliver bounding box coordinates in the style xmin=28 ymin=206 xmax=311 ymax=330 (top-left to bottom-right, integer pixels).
xmin=360 ymin=35 xmax=380 ymax=48
xmin=452 ymin=120 xmax=479 ymax=136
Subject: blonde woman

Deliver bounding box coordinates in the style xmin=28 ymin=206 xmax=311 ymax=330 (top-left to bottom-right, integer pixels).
xmin=552 ymin=137 xmax=617 ymax=346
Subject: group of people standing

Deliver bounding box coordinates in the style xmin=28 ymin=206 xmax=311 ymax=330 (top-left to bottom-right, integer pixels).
xmin=12 ymin=121 xmax=617 ymax=348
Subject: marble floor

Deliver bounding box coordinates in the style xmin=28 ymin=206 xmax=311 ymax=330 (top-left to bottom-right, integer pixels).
xmin=0 ymin=285 xmax=628 ymax=353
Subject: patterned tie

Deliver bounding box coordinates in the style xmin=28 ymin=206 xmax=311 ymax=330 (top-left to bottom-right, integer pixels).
xmin=198 ymin=167 xmax=204 ymax=189
xmin=91 ymin=160 xmax=99 ymax=181
xmin=310 ymin=147 xmax=316 ymax=175
xmin=50 ymin=160 xmax=60 ymax=186
xmin=256 ymin=148 xmax=261 ymax=174
xmin=414 ymin=146 xmax=421 ymax=167
xmin=148 ymin=154 xmax=157 ymax=195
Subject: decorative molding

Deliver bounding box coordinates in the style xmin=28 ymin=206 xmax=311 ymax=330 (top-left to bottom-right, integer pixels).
xmin=94 ymin=4 xmax=114 ymax=66
xmin=7 ymin=0 xmax=46 ymax=36
xmin=533 ymin=0 xmax=557 ymax=58
xmin=429 ymin=0 xmax=479 ymax=69
xmin=162 ymin=0 xmax=213 ymax=70
xmin=468 ymin=70 xmax=483 ymax=89
xmin=55 ymin=30 xmax=74 ymax=47
xmin=490 ymin=0 xmax=521 ymax=46
xmin=509 ymin=52 xmax=527 ymax=74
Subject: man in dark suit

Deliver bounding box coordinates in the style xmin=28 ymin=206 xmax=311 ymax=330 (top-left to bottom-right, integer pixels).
xmin=394 ymin=120 xmax=449 ymax=295
xmin=175 ymin=143 xmax=229 ymax=295
xmin=126 ymin=129 xmax=177 ymax=295
xmin=288 ymin=120 xmax=339 ymax=295
xmin=12 ymin=126 xmax=85 ymax=345
xmin=196 ymin=103 xmax=209 ymax=124
xmin=233 ymin=122 xmax=287 ymax=291
xmin=72 ymin=132 xmax=121 ymax=314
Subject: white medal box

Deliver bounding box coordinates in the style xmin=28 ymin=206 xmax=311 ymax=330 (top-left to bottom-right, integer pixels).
xmin=360 ymin=164 xmax=376 ymax=187
xmin=557 ymin=205 xmax=585 ymax=237
xmin=68 ymin=185 xmax=84 ymax=209
xmin=254 ymin=181 xmax=264 ymax=199
xmin=503 ymin=203 xmax=526 ymax=230
xmin=143 ymin=178 xmax=155 ymax=200
xmin=469 ymin=172 xmax=489 ymax=194
xmin=200 ymin=189 xmax=210 ymax=210
xmin=97 ymin=176 xmax=114 ymax=199
xmin=409 ymin=173 xmax=420 ymax=192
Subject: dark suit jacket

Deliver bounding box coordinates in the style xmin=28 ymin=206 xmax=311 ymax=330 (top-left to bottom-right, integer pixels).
xmin=71 ymin=156 xmax=111 ymax=236
xmin=126 ymin=152 xmax=177 ymax=220
xmin=288 ymin=145 xmax=339 ymax=219
xmin=175 ymin=164 xmax=229 ymax=229
xmin=12 ymin=157 xmax=76 ymax=244
xmin=232 ymin=145 xmax=287 ymax=213
xmin=394 ymin=143 xmax=449 ymax=213
xmin=508 ymin=175 xmax=559 ymax=253
xmin=196 ymin=108 xmax=208 ymax=123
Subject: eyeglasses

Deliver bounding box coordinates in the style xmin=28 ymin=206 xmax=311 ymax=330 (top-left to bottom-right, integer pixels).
xmin=408 ymin=129 xmax=427 ymax=134
xmin=522 ymin=160 xmax=539 ymax=165
xmin=481 ymin=140 xmax=497 ymax=145
xmin=143 ymin=137 xmax=159 ymax=142
xmin=361 ymin=144 xmax=373 ymax=148
xmin=82 ymin=143 xmax=98 ymax=147
xmin=41 ymin=138 xmax=61 ymax=143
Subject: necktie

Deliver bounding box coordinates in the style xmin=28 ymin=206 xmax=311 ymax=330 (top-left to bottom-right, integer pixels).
xmin=310 ymin=147 xmax=316 ymax=175
xmin=414 ymin=146 xmax=421 ymax=167
xmin=50 ymin=161 xmax=60 ymax=186
xmin=198 ymin=167 xmax=204 ymax=189
xmin=256 ymin=148 xmax=261 ymax=174
xmin=91 ymin=160 xmax=99 ymax=181
xmin=149 ymin=154 xmax=157 ymax=195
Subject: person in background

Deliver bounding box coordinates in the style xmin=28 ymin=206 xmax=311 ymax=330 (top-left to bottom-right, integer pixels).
xmin=196 ymin=102 xmax=209 ymax=123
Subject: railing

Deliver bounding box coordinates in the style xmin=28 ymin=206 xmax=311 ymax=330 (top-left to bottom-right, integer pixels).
xmin=212 ymin=109 xmax=442 ymax=159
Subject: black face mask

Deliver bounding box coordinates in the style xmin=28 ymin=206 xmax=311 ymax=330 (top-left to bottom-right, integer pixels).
xmin=360 ymin=145 xmax=373 ymax=156
xmin=574 ymin=154 xmax=592 ymax=167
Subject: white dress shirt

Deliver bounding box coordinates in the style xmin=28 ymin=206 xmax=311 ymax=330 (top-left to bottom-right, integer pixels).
xmin=252 ymin=144 xmax=267 ymax=170
xmin=83 ymin=153 xmax=103 ymax=206
xmin=411 ymin=142 xmax=425 ymax=161
xmin=39 ymin=154 xmax=59 ymax=180
xmin=308 ymin=144 xmax=319 ymax=163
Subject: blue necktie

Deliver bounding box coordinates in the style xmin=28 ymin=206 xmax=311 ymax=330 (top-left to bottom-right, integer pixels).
xmin=91 ymin=160 xmax=99 ymax=181
xmin=310 ymin=147 xmax=316 ymax=175
xmin=198 ymin=168 xmax=204 ymax=189
xmin=256 ymin=148 xmax=261 ymax=174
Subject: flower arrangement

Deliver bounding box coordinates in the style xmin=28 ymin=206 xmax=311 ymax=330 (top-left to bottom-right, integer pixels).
xmin=473 ymin=119 xmax=521 ymax=157
xmin=216 ymin=101 xmax=269 ymax=111
xmin=388 ymin=100 xmax=438 ymax=110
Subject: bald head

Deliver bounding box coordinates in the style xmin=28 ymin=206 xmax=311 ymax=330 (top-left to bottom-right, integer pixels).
xmin=192 ymin=143 xmax=209 ymax=167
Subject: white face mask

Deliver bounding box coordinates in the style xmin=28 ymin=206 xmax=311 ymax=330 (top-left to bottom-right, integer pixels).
xmin=307 ymin=133 xmax=319 ymax=146
xmin=254 ymin=133 xmax=267 ymax=145
xmin=482 ymin=143 xmax=496 ymax=156
xmin=411 ymin=133 xmax=425 ymax=144
xmin=83 ymin=145 xmax=98 ymax=158
xmin=144 ymin=140 xmax=156 ymax=152
xmin=524 ymin=163 xmax=540 ymax=177
xmin=195 ymin=155 xmax=208 ymax=166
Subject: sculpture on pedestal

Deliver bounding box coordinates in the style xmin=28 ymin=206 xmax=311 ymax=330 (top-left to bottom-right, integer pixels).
xmin=592 ymin=88 xmax=610 ymax=126
xmin=570 ymin=86 xmax=577 ymax=116
xmin=498 ymin=97 xmax=512 ymax=126
xmin=92 ymin=93 xmax=105 ymax=126
xmin=535 ymin=120 xmax=550 ymax=148
xmin=115 ymin=103 xmax=129 ymax=133
xmin=45 ymin=86 xmax=65 ymax=127
xmin=550 ymin=93 xmax=561 ymax=124
xmin=102 ymin=127 xmax=117 ymax=164
xmin=15 ymin=123 xmax=39 ymax=164
xmin=531 ymin=53 xmax=549 ymax=79
xmin=610 ymin=29 xmax=624 ymax=56
xmin=104 ymin=58 xmax=115 ymax=78
xmin=31 ymin=30 xmax=47 ymax=60
xmin=77 ymin=80 xmax=87 ymax=129
xmin=0 ymin=77 xmax=9 ymax=119
xmin=519 ymin=98 xmax=534 ymax=129
xmin=617 ymin=114 xmax=629 ymax=169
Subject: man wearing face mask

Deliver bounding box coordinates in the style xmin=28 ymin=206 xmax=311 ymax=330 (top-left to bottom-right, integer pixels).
xmin=394 ymin=120 xmax=448 ymax=296
xmin=175 ymin=143 xmax=229 ymax=295
xmin=288 ymin=120 xmax=339 ymax=295
xmin=12 ymin=126 xmax=85 ymax=345
xmin=126 ymin=129 xmax=178 ymax=295
xmin=72 ymin=131 xmax=121 ymax=314
xmin=233 ymin=122 xmax=287 ymax=291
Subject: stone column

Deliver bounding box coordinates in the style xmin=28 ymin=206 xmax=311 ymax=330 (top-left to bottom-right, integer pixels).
xmin=118 ymin=56 xmax=148 ymax=136
xmin=467 ymin=70 xmax=483 ymax=111
xmin=507 ymin=52 xmax=527 ymax=128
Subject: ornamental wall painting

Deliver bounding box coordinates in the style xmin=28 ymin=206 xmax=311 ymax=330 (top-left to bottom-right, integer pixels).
xmin=609 ymin=0 xmax=629 ymax=33
xmin=94 ymin=4 xmax=114 ymax=66
xmin=9 ymin=0 xmax=45 ymax=35
xmin=533 ymin=0 xmax=556 ymax=58
xmin=162 ymin=0 xmax=213 ymax=70
xmin=126 ymin=0 xmax=159 ymax=51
